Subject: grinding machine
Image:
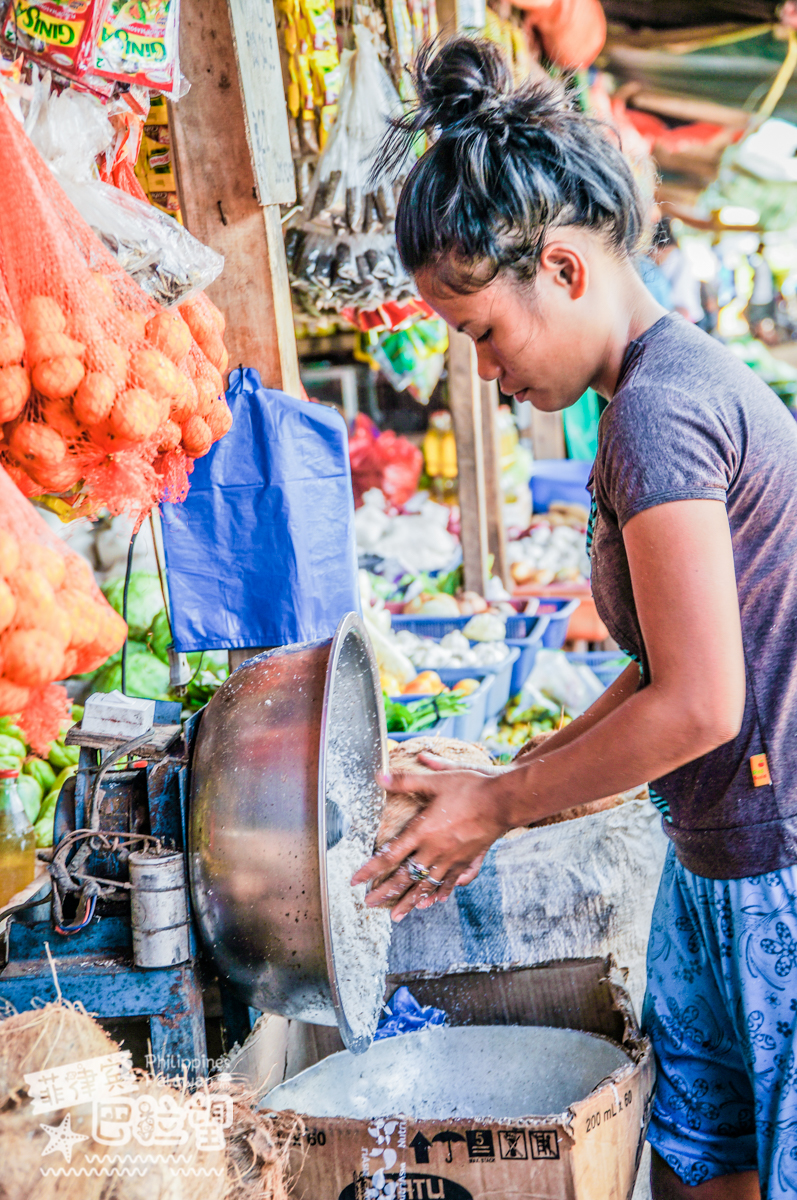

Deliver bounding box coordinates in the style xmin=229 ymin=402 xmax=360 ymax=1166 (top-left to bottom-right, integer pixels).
xmin=0 ymin=613 xmax=387 ymax=1071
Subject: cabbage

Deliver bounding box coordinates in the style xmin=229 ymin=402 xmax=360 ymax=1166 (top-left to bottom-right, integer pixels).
xmin=102 ymin=573 xmax=165 ymax=641
xmin=149 ymin=609 xmax=171 ymax=664
xmin=91 ymin=646 xmax=171 ymax=700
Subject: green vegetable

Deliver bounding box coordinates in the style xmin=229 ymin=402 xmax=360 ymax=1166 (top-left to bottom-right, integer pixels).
xmin=23 ymin=757 xmax=57 ymax=793
xmin=0 ymin=720 xmax=25 ymax=739
xmin=0 ymin=734 xmax=26 ymax=760
xmin=102 ymin=572 xmax=164 ymax=641
xmin=148 ymin=609 xmax=171 ymax=664
xmin=91 ymin=651 xmax=171 ymax=700
xmin=48 ymin=742 xmax=80 ymax=770
xmin=71 ymin=704 xmax=84 ymax=723
xmin=52 ymin=765 xmax=77 ymax=794
xmin=16 ymin=774 xmax=43 ymax=825
xmin=34 ymin=813 xmax=54 ymax=849
xmin=383 ymin=692 xmax=468 ymax=735
xmin=0 ymin=755 xmax=21 ymax=771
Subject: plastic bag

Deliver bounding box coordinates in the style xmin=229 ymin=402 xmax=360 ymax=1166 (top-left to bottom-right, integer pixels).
xmin=57 ymin=175 xmax=224 ymax=307
xmin=287 ymin=25 xmax=418 ymax=318
xmin=359 ymin=317 xmax=448 ymax=404
xmin=0 ymin=98 xmax=232 ymax=518
xmin=521 ymin=648 xmax=605 ymax=717
xmin=0 ymin=462 xmax=127 ymax=744
xmin=1 ymin=0 xmax=109 ymax=91
xmin=374 ymin=987 xmax=446 ymax=1040
xmin=348 ymin=414 xmax=423 ymax=509
xmin=94 ymin=0 xmax=183 ymax=98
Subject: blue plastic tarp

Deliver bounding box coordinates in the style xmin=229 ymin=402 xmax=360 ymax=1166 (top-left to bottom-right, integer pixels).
xmin=159 ymin=367 xmax=360 ymax=652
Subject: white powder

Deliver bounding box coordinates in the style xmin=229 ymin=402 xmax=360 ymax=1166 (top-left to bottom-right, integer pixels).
xmin=325 ymin=729 xmax=392 ymax=1048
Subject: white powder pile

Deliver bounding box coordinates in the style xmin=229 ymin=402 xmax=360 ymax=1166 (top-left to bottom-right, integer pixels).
xmin=325 ymin=725 xmax=392 ymax=1047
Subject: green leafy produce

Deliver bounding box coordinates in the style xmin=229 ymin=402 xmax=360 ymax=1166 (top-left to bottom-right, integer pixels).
xmin=0 ymin=755 xmax=21 ymax=771
xmin=91 ymin=651 xmax=172 ymax=700
xmin=149 ymin=609 xmax=172 ymax=665
xmin=383 ymin=692 xmax=467 ymax=734
xmin=23 ymin=758 xmax=57 ymax=793
xmin=0 ymin=734 xmax=25 ymax=759
xmin=102 ymin=572 xmax=164 ymax=641
xmin=0 ymin=720 xmax=26 ymax=739
xmin=34 ymin=813 xmax=55 ymax=849
xmin=16 ymin=774 xmax=43 ymax=825
xmin=48 ymin=742 xmax=80 ymax=770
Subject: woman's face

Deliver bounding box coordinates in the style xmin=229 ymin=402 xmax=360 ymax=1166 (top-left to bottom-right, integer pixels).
xmin=415 ymin=230 xmax=618 ymax=410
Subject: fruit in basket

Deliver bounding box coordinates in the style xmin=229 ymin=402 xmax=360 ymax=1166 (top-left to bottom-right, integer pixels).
xmin=32 ymin=356 xmax=85 ymax=400
xmin=157 ymin=419 xmax=182 ymax=452
xmin=205 ymin=398 xmax=232 ymax=441
xmin=9 ymin=422 xmax=67 ymax=469
xmin=84 ymin=339 xmax=128 ymax=390
xmin=169 ymin=374 xmax=198 ymax=423
xmin=451 ymin=678 xmax=480 ymax=696
xmin=0 ymin=677 xmax=29 ymax=714
xmin=41 ymin=399 xmax=84 ymax=442
xmin=403 ymin=592 xmax=460 ymax=617
xmin=181 ymin=414 xmax=212 ymax=457
xmin=0 ymin=580 xmax=15 ymax=632
xmin=74 ymin=373 xmax=116 ymax=425
xmin=27 ymin=331 xmax=85 ymax=366
xmin=0 ymin=321 xmax=24 ymax=367
xmin=402 ymin=670 xmax=447 ymax=695
xmin=18 ymin=545 xmax=65 ymax=590
xmin=21 ymin=296 xmax=66 ymax=338
xmin=146 ymin=311 xmax=192 ymax=364
xmin=0 ymin=365 xmax=30 ymax=420
xmin=108 ymin=388 xmax=162 ymax=442
xmin=128 ymin=348 xmax=183 ymax=404
xmin=1 ymin=629 xmax=63 ymax=686
xmin=0 ymin=531 xmax=19 ymax=577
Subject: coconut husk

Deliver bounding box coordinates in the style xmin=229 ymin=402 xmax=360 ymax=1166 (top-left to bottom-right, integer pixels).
xmin=218 ymin=1081 xmax=303 ymax=1200
xmin=377 ymin=737 xmax=494 ymax=848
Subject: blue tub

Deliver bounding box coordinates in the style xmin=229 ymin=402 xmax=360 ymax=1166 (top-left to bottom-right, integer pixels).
xmin=565 ymin=650 xmax=631 ymax=691
xmin=506 ymin=617 xmax=551 ymax=695
xmin=530 ymin=459 xmax=592 ymax=514
xmin=436 ymin=647 xmax=520 ymax=719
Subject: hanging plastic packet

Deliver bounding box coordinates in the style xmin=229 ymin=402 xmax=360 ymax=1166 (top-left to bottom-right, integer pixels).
xmin=2 ymin=0 xmax=108 ymax=89
xmin=94 ymin=0 xmax=182 ymax=98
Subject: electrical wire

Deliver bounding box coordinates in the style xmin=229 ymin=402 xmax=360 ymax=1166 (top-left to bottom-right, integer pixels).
xmin=120 ymin=527 xmax=139 ymax=696
xmin=150 ymin=510 xmax=173 ymax=641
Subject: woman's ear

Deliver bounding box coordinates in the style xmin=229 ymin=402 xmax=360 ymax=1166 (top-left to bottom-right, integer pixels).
xmin=538 ymin=242 xmax=589 ymax=300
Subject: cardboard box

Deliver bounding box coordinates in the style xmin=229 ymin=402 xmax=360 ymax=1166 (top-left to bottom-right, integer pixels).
xmin=258 ymin=957 xmax=655 ymax=1200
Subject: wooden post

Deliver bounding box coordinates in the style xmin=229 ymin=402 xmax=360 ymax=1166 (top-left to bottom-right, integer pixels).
xmin=447 ymin=330 xmax=489 ymax=595
xmin=480 ymin=379 xmax=508 ymax=587
xmin=531 ymin=408 xmax=566 ymax=459
xmin=170 ymin=0 xmax=301 ymax=396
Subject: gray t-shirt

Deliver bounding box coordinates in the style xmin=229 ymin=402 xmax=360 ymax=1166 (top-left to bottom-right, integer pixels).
xmin=590 ymin=313 xmax=797 ymax=879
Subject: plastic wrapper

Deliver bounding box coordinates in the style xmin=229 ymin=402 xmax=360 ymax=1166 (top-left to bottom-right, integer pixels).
xmin=374 ymin=986 xmax=446 ymax=1040
xmin=0 ymin=461 xmax=127 ymax=744
xmin=1 ymin=0 xmax=108 ymax=90
xmin=57 ymin=175 xmax=224 ymax=307
xmin=94 ymin=0 xmax=183 ymax=98
xmin=358 ymin=317 xmax=448 ymax=404
xmin=287 ymin=25 xmax=418 ymax=319
xmin=0 ymin=96 xmax=233 ymax=518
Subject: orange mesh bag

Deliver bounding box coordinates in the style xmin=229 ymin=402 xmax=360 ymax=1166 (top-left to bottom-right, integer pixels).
xmin=0 ymin=96 xmax=232 ymax=519
xmin=0 ymin=463 xmax=127 ymax=748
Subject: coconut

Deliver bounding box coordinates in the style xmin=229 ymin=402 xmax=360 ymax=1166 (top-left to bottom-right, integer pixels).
xmin=377 ymin=737 xmax=494 ymax=847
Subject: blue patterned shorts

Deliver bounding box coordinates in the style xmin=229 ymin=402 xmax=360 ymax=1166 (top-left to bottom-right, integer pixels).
xmin=643 ymin=844 xmax=797 ymax=1196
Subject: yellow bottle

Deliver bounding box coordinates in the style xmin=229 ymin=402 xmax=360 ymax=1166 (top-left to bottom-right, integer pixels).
xmin=0 ymin=768 xmax=36 ymax=908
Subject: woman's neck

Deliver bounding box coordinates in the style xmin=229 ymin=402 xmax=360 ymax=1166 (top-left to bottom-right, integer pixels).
xmin=591 ymin=265 xmax=669 ymax=401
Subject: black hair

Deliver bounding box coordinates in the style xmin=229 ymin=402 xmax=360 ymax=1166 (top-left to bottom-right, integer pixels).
xmin=379 ymin=36 xmax=646 ymax=292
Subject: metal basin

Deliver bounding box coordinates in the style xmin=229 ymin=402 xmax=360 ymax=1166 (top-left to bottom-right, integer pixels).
xmin=188 ymin=613 xmax=387 ymax=1050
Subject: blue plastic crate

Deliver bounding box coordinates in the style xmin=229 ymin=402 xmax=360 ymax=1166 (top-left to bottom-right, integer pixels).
xmin=391 ymin=614 xmax=472 ymax=639
xmin=506 ymin=616 xmax=551 ymax=695
xmin=535 ymin=597 xmax=581 ymax=649
xmin=436 ymin=646 xmax=520 ymax=719
xmin=530 ymin=459 xmax=592 ymax=514
xmin=388 ymin=677 xmax=492 ymax=743
xmin=566 ymin=651 xmax=630 ymax=690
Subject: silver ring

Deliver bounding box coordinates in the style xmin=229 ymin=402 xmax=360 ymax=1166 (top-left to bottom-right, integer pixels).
xmin=406 ymin=858 xmax=431 ymax=883
xmin=426 ymin=873 xmax=445 ymax=888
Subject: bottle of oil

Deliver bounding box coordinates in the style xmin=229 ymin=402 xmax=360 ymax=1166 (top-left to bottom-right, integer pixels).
xmin=423 ymin=410 xmax=458 ymax=503
xmin=0 ymin=768 xmax=36 ymax=908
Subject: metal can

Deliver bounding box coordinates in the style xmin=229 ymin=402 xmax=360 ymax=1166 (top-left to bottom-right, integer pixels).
xmin=129 ymin=850 xmax=190 ymax=968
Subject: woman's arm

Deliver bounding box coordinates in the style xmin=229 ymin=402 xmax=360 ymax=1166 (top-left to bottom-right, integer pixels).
xmin=354 ymin=498 xmax=746 ymax=918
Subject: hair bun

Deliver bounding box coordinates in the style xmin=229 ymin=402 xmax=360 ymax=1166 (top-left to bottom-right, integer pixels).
xmin=414 ymin=37 xmax=513 ymax=133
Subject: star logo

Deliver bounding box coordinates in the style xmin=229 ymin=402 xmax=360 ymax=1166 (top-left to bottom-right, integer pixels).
xmin=40 ymin=1113 xmax=89 ymax=1163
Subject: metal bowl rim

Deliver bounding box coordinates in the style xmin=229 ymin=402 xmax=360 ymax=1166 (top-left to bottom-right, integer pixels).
xmin=317 ymin=611 xmax=388 ymax=1053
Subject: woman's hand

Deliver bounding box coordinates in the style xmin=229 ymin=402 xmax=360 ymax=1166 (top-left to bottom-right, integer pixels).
xmin=351 ymin=765 xmax=513 ymax=921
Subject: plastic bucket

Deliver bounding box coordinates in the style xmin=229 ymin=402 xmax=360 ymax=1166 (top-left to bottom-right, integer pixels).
xmin=530 ymin=459 xmax=592 ymax=513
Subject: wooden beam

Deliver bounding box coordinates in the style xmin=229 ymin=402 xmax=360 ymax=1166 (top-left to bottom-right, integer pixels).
xmin=447 ymin=330 xmax=489 ymax=595
xmin=480 ymin=379 xmax=508 ymax=588
xmin=170 ymin=0 xmax=301 ymax=396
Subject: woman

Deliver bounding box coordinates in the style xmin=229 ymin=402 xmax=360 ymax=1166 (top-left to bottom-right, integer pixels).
xmin=352 ymin=37 xmax=797 ymax=1200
